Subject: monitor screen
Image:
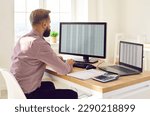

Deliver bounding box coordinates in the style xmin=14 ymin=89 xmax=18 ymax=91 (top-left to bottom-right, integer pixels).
xmin=59 ymin=22 xmax=107 ymax=63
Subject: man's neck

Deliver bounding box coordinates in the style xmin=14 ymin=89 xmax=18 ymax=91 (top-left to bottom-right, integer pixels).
xmin=32 ymin=26 xmax=43 ymax=37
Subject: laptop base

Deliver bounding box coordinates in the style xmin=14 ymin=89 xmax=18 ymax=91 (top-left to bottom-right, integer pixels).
xmin=99 ymin=66 xmax=140 ymax=76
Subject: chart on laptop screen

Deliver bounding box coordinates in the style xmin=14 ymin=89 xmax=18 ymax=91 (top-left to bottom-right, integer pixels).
xmin=120 ymin=41 xmax=143 ymax=68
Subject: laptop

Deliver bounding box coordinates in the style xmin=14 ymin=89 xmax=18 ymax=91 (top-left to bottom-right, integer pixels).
xmin=100 ymin=41 xmax=143 ymax=76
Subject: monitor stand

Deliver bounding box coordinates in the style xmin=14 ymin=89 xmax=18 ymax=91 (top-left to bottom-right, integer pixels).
xmin=75 ymin=56 xmax=98 ymax=64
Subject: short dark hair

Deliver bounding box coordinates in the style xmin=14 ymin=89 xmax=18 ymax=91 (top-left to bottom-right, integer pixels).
xmin=30 ymin=9 xmax=51 ymax=26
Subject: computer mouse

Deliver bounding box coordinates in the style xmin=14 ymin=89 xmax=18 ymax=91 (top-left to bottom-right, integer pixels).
xmin=85 ymin=64 xmax=96 ymax=70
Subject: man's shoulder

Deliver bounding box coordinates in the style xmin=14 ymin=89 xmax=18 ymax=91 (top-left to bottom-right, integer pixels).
xmin=20 ymin=34 xmax=50 ymax=48
xmin=20 ymin=36 xmax=37 ymax=44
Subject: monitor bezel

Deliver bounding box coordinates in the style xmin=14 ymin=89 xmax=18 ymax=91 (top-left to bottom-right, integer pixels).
xmin=59 ymin=22 xmax=107 ymax=60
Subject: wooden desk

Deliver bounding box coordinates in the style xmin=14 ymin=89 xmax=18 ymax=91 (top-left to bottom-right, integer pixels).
xmin=45 ymin=67 xmax=150 ymax=98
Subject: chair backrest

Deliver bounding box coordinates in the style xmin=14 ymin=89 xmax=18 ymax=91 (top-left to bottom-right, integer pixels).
xmin=0 ymin=68 xmax=26 ymax=99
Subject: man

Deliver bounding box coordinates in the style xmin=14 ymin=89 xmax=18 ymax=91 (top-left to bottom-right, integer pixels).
xmin=10 ymin=9 xmax=78 ymax=99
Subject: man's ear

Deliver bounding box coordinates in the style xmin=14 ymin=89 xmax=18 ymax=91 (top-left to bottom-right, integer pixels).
xmin=41 ymin=21 xmax=47 ymax=29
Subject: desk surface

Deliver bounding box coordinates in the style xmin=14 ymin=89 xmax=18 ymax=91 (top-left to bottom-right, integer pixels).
xmin=45 ymin=67 xmax=150 ymax=93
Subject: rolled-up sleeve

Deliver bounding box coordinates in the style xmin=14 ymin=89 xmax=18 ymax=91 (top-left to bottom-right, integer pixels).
xmin=36 ymin=41 xmax=73 ymax=75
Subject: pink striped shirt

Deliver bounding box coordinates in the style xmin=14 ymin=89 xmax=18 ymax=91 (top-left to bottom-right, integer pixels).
xmin=10 ymin=30 xmax=73 ymax=93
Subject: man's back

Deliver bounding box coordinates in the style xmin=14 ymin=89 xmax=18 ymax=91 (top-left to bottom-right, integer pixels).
xmin=10 ymin=31 xmax=47 ymax=93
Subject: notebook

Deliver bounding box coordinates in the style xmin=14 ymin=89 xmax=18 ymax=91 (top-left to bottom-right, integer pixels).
xmin=100 ymin=41 xmax=143 ymax=76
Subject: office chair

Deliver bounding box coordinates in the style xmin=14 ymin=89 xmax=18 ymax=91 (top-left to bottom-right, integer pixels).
xmin=0 ymin=68 xmax=26 ymax=99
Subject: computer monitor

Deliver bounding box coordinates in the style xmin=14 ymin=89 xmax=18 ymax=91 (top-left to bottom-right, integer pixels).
xmin=59 ymin=22 xmax=107 ymax=63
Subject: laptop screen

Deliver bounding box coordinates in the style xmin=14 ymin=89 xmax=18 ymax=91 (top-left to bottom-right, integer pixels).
xmin=119 ymin=41 xmax=143 ymax=71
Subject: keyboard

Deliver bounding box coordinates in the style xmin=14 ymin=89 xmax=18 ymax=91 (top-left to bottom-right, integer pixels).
xmin=109 ymin=65 xmax=136 ymax=73
xmin=73 ymin=62 xmax=89 ymax=68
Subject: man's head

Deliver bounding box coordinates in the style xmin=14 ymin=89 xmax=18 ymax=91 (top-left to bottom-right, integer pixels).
xmin=30 ymin=9 xmax=51 ymax=37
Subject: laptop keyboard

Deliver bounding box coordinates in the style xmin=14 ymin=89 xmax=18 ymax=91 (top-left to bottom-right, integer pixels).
xmin=109 ymin=65 xmax=136 ymax=73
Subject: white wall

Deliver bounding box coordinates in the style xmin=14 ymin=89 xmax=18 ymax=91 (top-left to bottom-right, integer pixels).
xmin=0 ymin=0 xmax=14 ymax=69
xmin=120 ymin=0 xmax=150 ymax=43
xmin=0 ymin=0 xmax=14 ymax=92
xmin=88 ymin=0 xmax=97 ymax=21
xmin=74 ymin=0 xmax=88 ymax=21
xmin=74 ymin=0 xmax=98 ymax=22
xmin=97 ymin=0 xmax=120 ymax=63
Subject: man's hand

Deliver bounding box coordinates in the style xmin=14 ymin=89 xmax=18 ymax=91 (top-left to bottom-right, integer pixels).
xmin=66 ymin=59 xmax=75 ymax=65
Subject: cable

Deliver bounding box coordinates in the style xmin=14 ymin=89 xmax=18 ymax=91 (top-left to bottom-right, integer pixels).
xmin=96 ymin=59 xmax=105 ymax=68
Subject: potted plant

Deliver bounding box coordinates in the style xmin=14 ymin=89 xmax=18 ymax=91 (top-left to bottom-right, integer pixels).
xmin=50 ymin=31 xmax=58 ymax=43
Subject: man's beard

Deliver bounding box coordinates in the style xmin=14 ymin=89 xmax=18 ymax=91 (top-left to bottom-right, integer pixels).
xmin=43 ymin=28 xmax=51 ymax=37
